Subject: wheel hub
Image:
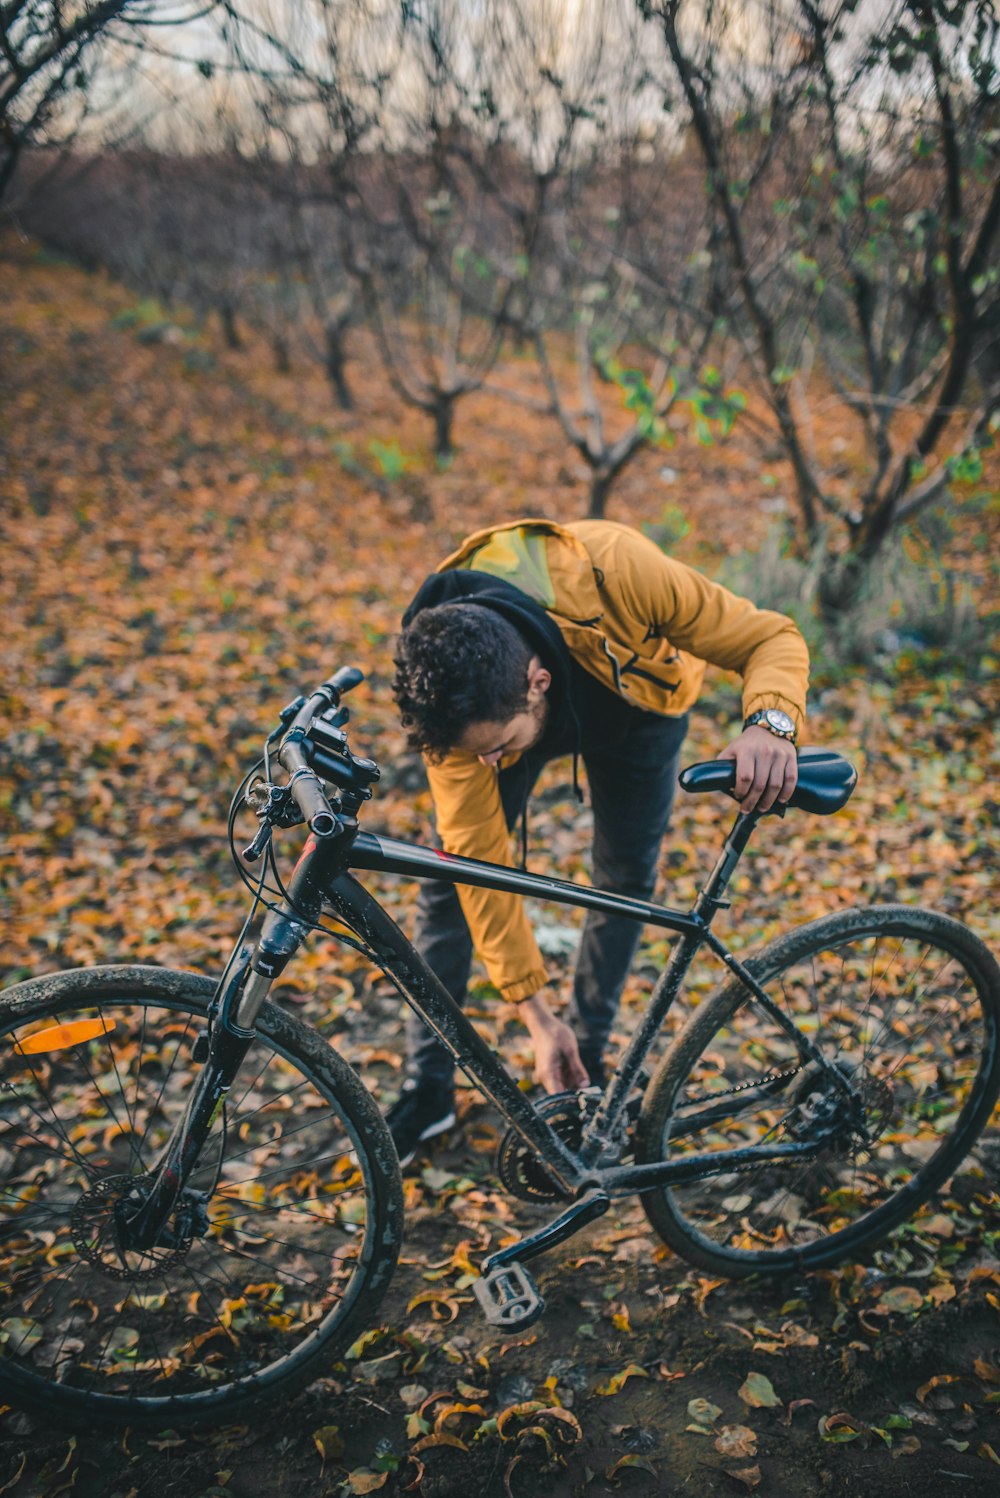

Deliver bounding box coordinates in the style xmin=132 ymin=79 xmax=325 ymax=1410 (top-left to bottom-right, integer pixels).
xmin=785 ymin=1063 xmax=893 ymax=1153
xmin=70 ymin=1174 xmax=195 ymax=1281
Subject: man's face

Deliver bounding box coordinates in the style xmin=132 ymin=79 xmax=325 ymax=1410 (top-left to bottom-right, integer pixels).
xmin=456 ymin=656 xmax=551 ymax=768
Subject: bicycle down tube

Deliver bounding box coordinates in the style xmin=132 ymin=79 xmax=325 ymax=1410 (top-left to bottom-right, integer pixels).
xmin=335 ymin=818 xmax=844 ymax=1191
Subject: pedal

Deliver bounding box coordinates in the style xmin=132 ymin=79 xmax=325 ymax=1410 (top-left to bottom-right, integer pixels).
xmin=473 ymin=1260 xmax=545 ymax=1329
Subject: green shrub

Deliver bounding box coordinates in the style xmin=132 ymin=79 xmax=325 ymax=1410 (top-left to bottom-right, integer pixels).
xmin=643 ymin=503 xmax=691 ymax=551
xmin=719 ymin=507 xmax=996 ymax=683
xmin=367 ymin=438 xmax=414 ymax=481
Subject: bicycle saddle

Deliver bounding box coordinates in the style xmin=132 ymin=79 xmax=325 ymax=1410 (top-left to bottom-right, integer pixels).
xmin=679 ymin=747 xmax=858 ymax=815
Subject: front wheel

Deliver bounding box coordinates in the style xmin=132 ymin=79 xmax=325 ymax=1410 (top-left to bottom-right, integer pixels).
xmin=636 ymin=907 xmax=1000 ymax=1277
xmin=0 ymin=965 xmax=404 ymax=1428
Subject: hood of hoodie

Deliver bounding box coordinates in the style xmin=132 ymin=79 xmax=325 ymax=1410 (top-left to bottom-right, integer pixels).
xmin=402 ymin=568 xmax=576 ymax=727
xmin=401 ymin=569 xmax=586 ymax=864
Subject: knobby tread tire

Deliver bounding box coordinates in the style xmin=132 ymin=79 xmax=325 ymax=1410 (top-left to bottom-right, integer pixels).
xmin=0 ymin=965 xmax=405 ymax=1429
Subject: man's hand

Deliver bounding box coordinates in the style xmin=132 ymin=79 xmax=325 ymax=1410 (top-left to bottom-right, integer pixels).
xmin=519 ymin=992 xmax=589 ymax=1093
xmin=717 ymin=726 xmax=798 ymax=814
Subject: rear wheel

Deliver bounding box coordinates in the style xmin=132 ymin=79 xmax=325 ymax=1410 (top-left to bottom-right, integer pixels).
xmin=0 ymin=965 xmax=403 ymax=1428
xmin=636 ymin=907 xmax=1000 ymax=1276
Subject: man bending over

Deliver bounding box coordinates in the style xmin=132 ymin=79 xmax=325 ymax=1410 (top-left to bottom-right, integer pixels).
xmin=387 ymin=518 xmax=808 ymax=1165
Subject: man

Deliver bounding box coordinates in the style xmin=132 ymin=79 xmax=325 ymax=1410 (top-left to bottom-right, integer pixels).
xmin=387 ymin=517 xmax=808 ymax=1165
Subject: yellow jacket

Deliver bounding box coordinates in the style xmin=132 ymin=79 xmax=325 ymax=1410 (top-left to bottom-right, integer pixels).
xmin=421 ymin=518 xmax=809 ymax=1002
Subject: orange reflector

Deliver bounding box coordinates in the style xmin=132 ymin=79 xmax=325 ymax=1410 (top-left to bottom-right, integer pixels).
xmin=15 ymin=1018 xmax=116 ymax=1054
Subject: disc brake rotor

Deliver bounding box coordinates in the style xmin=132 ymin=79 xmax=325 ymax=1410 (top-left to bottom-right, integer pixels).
xmin=70 ymin=1174 xmax=194 ymax=1281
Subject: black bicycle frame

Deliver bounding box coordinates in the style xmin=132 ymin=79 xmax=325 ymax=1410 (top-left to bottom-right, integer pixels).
xmin=128 ymin=800 xmax=843 ymax=1248
xmin=334 ymin=811 xmax=841 ymax=1189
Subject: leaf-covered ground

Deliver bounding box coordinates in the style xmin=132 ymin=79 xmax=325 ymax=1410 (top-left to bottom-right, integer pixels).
xmin=2 ymin=237 xmax=999 ymax=1497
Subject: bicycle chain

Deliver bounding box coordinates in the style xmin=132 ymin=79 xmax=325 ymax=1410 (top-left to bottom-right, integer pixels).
xmin=674 ymin=1064 xmax=817 ymax=1181
xmin=674 ymin=1063 xmax=884 ymax=1181
xmin=696 ymin=1064 xmax=803 ymax=1101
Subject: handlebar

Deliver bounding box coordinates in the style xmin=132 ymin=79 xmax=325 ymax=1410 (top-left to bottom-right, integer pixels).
xmin=277 ymin=668 xmax=367 ymax=837
xmin=321 ymin=666 xmax=364 ymax=702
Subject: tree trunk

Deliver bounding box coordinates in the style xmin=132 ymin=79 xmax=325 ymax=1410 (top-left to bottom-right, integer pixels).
xmin=588 ymin=468 xmax=612 ymax=518
xmin=432 ymin=398 xmax=455 ymax=461
xmin=272 ymin=335 xmax=290 ymax=374
xmin=219 ymin=301 xmax=242 ymax=350
xmin=324 ymin=321 xmax=353 ymax=410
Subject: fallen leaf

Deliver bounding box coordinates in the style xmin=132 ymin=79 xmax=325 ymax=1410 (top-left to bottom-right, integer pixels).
xmin=692 ymin=1278 xmax=725 ymax=1315
xmin=406 ymin=1289 xmax=469 ymax=1322
xmin=715 ymin=1425 xmax=758 ymax=1458
xmin=919 ymin=1214 xmax=954 ymax=1238
xmin=687 ymin=1397 xmax=722 ymax=1427
xmin=401 ymin=1457 xmax=425 ymax=1493
xmin=916 ymin=1374 xmax=960 ymax=1404
xmin=596 ymin=1364 xmax=651 ymax=1396
xmin=606 ymin=1454 xmax=658 ymax=1483
xmin=739 ymin=1372 xmax=781 ymax=1409
xmin=410 ymin=1433 xmax=469 ymax=1454
xmin=782 ymin=1399 xmax=815 ymax=1425
xmin=0 ymin=1454 xmax=26 ymax=1496
xmin=818 ymin=1412 xmax=866 ymax=1443
xmin=432 ymin=1402 xmax=487 ymax=1433
xmin=312 ymin=1426 xmax=344 ymax=1462
xmin=398 ymin=1383 xmax=428 ymax=1409
xmin=456 ymin=1380 xmax=489 ymax=1399
xmin=879 ymin=1285 xmax=923 ymax=1313
xmin=345 ymin=1472 xmax=388 ymax=1495
xmin=723 ymin=1465 xmax=761 ymax=1490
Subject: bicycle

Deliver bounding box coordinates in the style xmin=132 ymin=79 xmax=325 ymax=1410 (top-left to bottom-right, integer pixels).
xmin=2 ymin=667 xmax=998 ymax=1430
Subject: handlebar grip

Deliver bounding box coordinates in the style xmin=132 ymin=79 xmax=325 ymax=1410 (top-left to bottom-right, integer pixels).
xmin=288 ymin=768 xmax=339 ymax=838
xmin=321 ymin=666 xmax=364 ymax=703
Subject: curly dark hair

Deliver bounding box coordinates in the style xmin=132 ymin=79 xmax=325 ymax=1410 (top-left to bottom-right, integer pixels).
xmin=393 ymin=604 xmax=534 ymax=757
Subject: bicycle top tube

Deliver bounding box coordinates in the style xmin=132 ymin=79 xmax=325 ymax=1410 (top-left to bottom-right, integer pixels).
xmin=347 ymin=830 xmax=707 ymax=937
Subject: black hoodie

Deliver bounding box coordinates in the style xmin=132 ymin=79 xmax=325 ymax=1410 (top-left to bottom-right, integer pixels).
xmin=402 ymin=568 xmax=645 ymax=759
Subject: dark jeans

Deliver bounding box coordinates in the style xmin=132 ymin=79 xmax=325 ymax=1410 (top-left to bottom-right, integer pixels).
xmin=406 ymin=710 xmax=689 ymax=1089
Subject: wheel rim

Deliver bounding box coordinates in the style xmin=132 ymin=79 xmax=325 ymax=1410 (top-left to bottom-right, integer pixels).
xmin=1 ymin=990 xmax=379 ymax=1411
xmin=653 ymin=923 xmax=996 ymax=1265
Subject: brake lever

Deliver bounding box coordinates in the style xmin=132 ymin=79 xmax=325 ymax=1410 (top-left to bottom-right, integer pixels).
xmin=242 ymin=823 xmax=273 ymax=863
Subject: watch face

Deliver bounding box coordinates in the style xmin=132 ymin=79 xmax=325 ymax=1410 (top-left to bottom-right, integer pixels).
xmin=764 ymin=709 xmax=795 ymax=733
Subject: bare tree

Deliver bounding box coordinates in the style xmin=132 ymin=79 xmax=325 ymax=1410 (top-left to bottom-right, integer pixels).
xmin=518 ymin=133 xmax=735 ymax=517
xmin=0 ymin=2 xmax=224 ymax=202
xmin=636 ymin=0 xmax=1000 ymax=609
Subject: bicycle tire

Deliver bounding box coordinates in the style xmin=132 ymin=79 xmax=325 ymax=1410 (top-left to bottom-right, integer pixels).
xmin=635 ymin=906 xmax=1000 ymax=1277
xmin=0 ymin=965 xmax=404 ymax=1429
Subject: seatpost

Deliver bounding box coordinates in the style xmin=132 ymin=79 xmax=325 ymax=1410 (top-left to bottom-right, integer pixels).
xmin=692 ymin=807 xmax=764 ymax=923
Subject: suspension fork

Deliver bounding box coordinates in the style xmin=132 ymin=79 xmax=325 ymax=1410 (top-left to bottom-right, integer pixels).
xmin=119 ymin=946 xmax=257 ymax=1250
xmin=121 ymin=830 xmax=350 ymax=1250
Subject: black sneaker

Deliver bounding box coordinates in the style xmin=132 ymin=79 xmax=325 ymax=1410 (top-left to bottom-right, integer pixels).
xmin=385 ymin=1079 xmax=456 ymax=1168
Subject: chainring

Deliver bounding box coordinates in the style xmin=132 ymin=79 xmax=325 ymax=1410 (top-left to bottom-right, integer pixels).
xmin=496 ymin=1091 xmax=602 ymax=1202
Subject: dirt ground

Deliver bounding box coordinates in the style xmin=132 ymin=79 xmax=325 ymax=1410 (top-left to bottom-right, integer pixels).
xmin=2 ymin=238 xmax=1000 ymax=1497
xmin=3 ymin=1107 xmax=1000 ymax=1498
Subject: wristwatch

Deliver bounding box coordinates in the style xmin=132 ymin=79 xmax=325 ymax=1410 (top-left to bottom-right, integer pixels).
xmin=743 ymin=708 xmax=797 ymax=742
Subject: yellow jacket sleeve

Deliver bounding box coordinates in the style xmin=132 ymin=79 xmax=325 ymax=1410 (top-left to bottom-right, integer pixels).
xmin=597 ymin=524 xmax=809 ymax=731
xmin=423 ymin=750 xmax=549 ymax=1003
